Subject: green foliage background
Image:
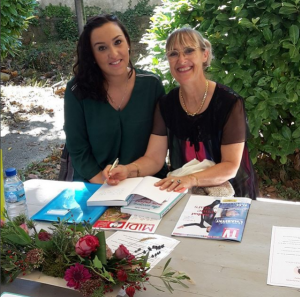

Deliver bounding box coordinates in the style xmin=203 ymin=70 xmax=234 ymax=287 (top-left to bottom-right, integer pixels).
xmin=138 ymin=0 xmax=300 ymax=164
xmin=0 ymin=0 xmax=37 ymax=60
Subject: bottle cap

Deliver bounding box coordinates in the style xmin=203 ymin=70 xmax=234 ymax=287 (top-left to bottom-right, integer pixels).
xmin=5 ymin=168 xmax=17 ymax=177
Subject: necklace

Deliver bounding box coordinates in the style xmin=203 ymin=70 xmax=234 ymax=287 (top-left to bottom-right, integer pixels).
xmin=108 ymin=76 xmax=129 ymax=111
xmin=180 ymin=80 xmax=209 ymax=116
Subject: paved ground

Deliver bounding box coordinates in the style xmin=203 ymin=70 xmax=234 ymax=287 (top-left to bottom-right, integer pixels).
xmin=1 ymin=85 xmax=65 ymax=172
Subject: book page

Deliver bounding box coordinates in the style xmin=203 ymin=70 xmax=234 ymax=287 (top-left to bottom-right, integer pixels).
xmin=267 ymin=226 xmax=300 ymax=288
xmin=106 ymin=231 xmax=180 ymax=270
xmin=131 ymin=176 xmax=179 ymax=204
xmin=89 ymin=178 xmax=143 ymax=202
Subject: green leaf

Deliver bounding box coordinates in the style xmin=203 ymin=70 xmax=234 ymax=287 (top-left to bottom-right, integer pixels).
xmin=95 ymin=231 xmax=107 ymax=265
xmin=35 ymin=236 xmax=54 ymax=250
xmin=290 ymin=25 xmax=299 ymax=45
xmin=269 ymin=93 xmax=286 ymax=105
xmin=281 ymin=126 xmax=292 ymax=140
xmin=163 ymin=258 xmax=172 ymax=272
xmin=239 ymin=18 xmax=254 ymax=28
xmin=93 ymin=256 xmax=103 ymax=269
xmin=271 ymin=133 xmax=284 ymax=141
xmin=262 ymin=28 xmax=272 ymax=42
xmin=216 ymin=14 xmax=228 ymax=22
xmin=292 ymin=127 xmax=300 ymax=139
xmin=279 ymin=7 xmax=298 ymax=14
xmin=3 ymin=234 xmax=31 ymax=245
xmin=250 ymin=48 xmax=264 ymax=59
xmin=280 ymin=155 xmax=287 ymax=164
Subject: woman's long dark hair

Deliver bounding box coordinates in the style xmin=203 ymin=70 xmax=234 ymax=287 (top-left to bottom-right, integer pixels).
xmin=73 ymin=14 xmax=134 ymax=101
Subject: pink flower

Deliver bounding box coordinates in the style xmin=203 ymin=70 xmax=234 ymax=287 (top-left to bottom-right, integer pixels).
xmin=0 ymin=219 xmax=5 ymax=228
xmin=115 ymin=244 xmax=135 ymax=260
xmin=75 ymin=235 xmax=99 ymax=257
xmin=38 ymin=231 xmax=52 ymax=241
xmin=19 ymin=223 xmax=29 ymax=234
xmin=116 ymin=270 xmax=127 ymax=282
xmin=126 ymin=286 xmax=136 ymax=297
xmin=64 ymin=263 xmax=92 ymax=289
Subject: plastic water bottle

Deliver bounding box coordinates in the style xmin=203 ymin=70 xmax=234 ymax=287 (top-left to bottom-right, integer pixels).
xmin=4 ymin=168 xmax=28 ymax=219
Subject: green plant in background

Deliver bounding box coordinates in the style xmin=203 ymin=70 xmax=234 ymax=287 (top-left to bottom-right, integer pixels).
xmin=41 ymin=3 xmax=74 ymax=18
xmin=0 ymin=0 xmax=38 ymax=60
xmin=85 ymin=6 xmax=102 ymax=17
xmin=40 ymin=4 xmax=77 ymax=41
xmin=138 ymin=0 xmax=300 ymax=164
xmin=55 ymin=17 xmax=78 ymax=41
xmin=13 ymin=41 xmax=75 ymax=74
xmin=115 ymin=0 xmax=155 ymax=40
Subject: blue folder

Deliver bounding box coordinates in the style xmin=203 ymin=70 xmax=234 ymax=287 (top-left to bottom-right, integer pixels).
xmin=31 ymin=182 xmax=107 ymax=224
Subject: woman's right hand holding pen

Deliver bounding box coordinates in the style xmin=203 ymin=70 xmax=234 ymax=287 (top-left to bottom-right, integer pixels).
xmin=102 ymin=164 xmax=129 ymax=185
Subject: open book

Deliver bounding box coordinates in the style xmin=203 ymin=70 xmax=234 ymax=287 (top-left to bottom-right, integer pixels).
xmin=172 ymin=195 xmax=252 ymax=242
xmin=87 ymin=176 xmax=183 ymax=206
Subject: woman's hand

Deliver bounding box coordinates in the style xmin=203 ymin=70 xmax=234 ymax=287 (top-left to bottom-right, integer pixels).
xmin=102 ymin=164 xmax=129 ymax=185
xmin=154 ymin=174 xmax=198 ymax=192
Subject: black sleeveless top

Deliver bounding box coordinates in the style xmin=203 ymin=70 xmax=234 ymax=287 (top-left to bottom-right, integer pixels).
xmin=152 ymin=83 xmax=259 ymax=199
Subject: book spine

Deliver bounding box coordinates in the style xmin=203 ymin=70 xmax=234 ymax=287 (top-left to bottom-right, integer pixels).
xmin=160 ymin=193 xmax=187 ymax=218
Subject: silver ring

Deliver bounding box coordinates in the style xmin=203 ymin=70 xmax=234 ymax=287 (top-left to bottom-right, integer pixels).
xmin=177 ymin=179 xmax=181 ymax=184
xmin=171 ymin=179 xmax=174 ymax=183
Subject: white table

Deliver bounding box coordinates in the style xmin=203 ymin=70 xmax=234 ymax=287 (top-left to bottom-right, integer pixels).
xmin=1 ymin=179 xmax=300 ymax=297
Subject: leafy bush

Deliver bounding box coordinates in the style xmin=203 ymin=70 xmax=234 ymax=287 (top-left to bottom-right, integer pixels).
xmin=138 ymin=0 xmax=300 ymax=164
xmin=39 ymin=4 xmax=77 ymax=41
xmin=41 ymin=3 xmax=74 ymax=18
xmin=0 ymin=0 xmax=38 ymax=60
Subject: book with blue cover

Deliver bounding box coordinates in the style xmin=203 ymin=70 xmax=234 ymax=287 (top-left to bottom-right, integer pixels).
xmin=31 ymin=183 xmax=107 ymax=224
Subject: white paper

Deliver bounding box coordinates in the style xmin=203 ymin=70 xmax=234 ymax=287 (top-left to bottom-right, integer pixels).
xmin=106 ymin=231 xmax=180 ymax=270
xmin=267 ymin=226 xmax=300 ymax=288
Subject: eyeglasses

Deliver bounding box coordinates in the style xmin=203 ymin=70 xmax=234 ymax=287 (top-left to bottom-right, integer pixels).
xmin=166 ymin=47 xmax=200 ymax=60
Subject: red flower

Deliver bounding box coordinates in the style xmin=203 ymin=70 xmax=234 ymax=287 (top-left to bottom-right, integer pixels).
xmin=115 ymin=244 xmax=135 ymax=260
xmin=117 ymin=270 xmax=128 ymax=282
xmin=125 ymin=286 xmax=136 ymax=297
xmin=75 ymin=235 xmax=99 ymax=257
xmin=0 ymin=219 xmax=5 ymax=228
xmin=38 ymin=231 xmax=52 ymax=241
xmin=64 ymin=263 xmax=91 ymax=289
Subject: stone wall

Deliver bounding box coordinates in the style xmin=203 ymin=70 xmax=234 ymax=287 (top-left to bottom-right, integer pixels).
xmin=38 ymin=0 xmax=162 ymax=13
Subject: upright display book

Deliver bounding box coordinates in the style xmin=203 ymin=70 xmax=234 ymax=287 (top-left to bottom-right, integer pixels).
xmin=121 ymin=191 xmax=187 ymax=219
xmin=172 ymin=195 xmax=252 ymax=242
xmin=93 ymin=207 xmax=161 ymax=233
xmin=87 ymin=176 xmax=185 ymax=206
xmin=31 ymin=182 xmax=107 ymax=224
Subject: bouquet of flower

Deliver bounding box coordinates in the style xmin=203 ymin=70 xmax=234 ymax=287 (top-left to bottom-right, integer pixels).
xmin=0 ymin=211 xmax=190 ymax=297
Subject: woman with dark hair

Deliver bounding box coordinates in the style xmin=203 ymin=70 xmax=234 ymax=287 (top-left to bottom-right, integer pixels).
xmin=64 ymin=15 xmax=166 ymax=183
xmin=104 ymin=27 xmax=258 ymax=199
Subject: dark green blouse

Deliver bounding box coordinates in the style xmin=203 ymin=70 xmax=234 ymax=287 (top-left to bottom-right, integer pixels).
xmin=64 ymin=69 xmax=165 ymax=181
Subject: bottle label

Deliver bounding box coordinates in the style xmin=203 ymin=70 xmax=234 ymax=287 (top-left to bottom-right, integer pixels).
xmin=4 ymin=183 xmax=26 ymax=203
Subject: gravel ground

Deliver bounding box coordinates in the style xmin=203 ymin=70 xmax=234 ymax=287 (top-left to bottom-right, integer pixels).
xmin=1 ymin=85 xmax=65 ymax=172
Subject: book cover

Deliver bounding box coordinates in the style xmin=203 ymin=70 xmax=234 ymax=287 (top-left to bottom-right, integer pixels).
xmin=31 ymin=183 xmax=107 ymax=224
xmin=93 ymin=206 xmax=161 ymax=233
xmin=121 ymin=191 xmax=187 ymax=219
xmin=172 ymin=195 xmax=251 ymax=242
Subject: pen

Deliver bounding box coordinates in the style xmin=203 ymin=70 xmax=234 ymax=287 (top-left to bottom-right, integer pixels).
xmin=103 ymin=158 xmax=119 ymax=184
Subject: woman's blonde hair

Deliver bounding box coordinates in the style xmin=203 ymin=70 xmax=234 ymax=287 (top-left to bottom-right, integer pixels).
xmin=166 ymin=27 xmax=213 ymax=68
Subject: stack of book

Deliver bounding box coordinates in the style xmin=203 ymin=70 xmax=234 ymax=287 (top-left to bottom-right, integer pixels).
xmin=87 ymin=176 xmax=187 ymax=219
